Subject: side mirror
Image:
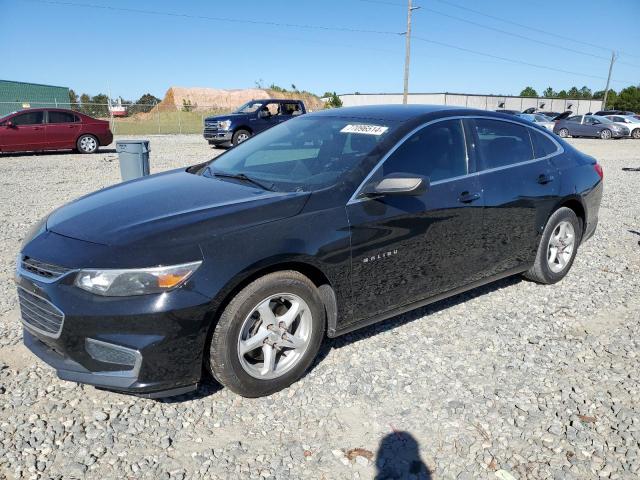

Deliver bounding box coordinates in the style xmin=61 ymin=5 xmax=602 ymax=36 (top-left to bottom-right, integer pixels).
xmin=4 ymin=121 xmax=14 ymax=128
xmin=361 ymin=175 xmax=428 ymax=197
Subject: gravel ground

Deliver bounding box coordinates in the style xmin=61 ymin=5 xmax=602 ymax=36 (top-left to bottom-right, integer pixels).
xmin=0 ymin=135 xmax=639 ymax=480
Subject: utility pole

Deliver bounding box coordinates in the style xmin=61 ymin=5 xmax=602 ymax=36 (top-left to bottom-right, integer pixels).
xmin=402 ymin=0 xmax=420 ymax=104
xmin=602 ymin=51 xmax=617 ymax=110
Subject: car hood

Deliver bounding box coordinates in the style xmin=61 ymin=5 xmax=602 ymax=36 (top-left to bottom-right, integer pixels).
xmin=47 ymin=169 xmax=309 ymax=247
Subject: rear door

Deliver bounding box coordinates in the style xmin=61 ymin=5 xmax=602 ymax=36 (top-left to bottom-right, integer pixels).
xmin=469 ymin=118 xmax=560 ymax=274
xmin=347 ymin=118 xmax=485 ymax=321
xmin=45 ymin=111 xmax=81 ymax=149
xmin=0 ymin=111 xmax=45 ymax=152
xmin=565 ymin=115 xmax=583 ymax=136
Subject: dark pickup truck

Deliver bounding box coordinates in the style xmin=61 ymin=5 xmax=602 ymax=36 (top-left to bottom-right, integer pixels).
xmin=204 ymin=99 xmax=306 ymax=147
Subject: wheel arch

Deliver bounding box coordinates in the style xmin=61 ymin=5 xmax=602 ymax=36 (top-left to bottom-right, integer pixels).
xmin=551 ymin=196 xmax=586 ymax=234
xmin=233 ymin=125 xmax=253 ymax=135
xmin=206 ymin=259 xmax=338 ymax=343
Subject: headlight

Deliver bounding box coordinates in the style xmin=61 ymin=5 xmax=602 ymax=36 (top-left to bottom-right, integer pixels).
xmin=218 ymin=120 xmax=231 ymax=130
xmin=74 ymin=261 xmax=202 ymax=296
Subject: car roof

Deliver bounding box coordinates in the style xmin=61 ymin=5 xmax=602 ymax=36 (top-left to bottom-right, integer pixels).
xmin=308 ymin=104 xmax=504 ymax=122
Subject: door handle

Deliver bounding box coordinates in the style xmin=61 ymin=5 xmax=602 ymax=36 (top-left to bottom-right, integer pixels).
xmin=537 ymin=173 xmax=555 ymax=184
xmin=458 ymin=191 xmax=481 ymax=203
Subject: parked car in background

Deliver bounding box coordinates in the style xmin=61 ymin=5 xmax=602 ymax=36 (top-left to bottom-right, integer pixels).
xmin=594 ymin=110 xmax=636 ymax=116
xmin=495 ymin=109 xmax=519 ymax=115
xmin=0 ymin=108 xmax=112 ymax=154
xmin=17 ymin=105 xmax=603 ymax=398
xmin=516 ymin=113 xmax=555 ymax=131
xmin=554 ymin=114 xmax=629 ymax=139
xmin=604 ymin=115 xmax=640 ymax=139
xmin=537 ymin=111 xmax=563 ymax=120
xmin=204 ymin=99 xmax=306 ymax=147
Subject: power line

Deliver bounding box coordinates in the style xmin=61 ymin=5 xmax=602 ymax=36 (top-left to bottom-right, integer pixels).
xmin=432 ymin=0 xmax=640 ymax=62
xmin=410 ymin=35 xmax=634 ymax=84
xmin=21 ymin=0 xmax=404 ymax=36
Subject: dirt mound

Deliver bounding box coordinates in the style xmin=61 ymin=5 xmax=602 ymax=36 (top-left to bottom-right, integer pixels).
xmin=157 ymin=86 xmax=325 ymax=112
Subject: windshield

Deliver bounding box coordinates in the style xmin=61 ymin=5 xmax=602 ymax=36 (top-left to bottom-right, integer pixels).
xmin=200 ymin=116 xmax=397 ymax=192
xmin=233 ymin=101 xmax=264 ymax=114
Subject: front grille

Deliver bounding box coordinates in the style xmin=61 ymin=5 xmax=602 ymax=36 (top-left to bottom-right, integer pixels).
xmin=17 ymin=287 xmax=64 ymax=338
xmin=21 ymin=257 xmax=71 ymax=281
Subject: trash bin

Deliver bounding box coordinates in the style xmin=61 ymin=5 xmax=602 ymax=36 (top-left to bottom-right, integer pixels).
xmin=116 ymin=140 xmax=150 ymax=181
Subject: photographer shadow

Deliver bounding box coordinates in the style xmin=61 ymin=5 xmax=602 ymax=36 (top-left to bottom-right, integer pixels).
xmin=374 ymin=431 xmax=431 ymax=480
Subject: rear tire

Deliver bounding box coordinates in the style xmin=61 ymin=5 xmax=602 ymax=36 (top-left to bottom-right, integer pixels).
xmin=76 ymin=134 xmax=98 ymax=153
xmin=232 ymin=129 xmax=251 ymax=147
xmin=524 ymin=207 xmax=582 ymax=284
xmin=557 ymin=128 xmax=569 ymax=138
xmin=207 ymin=271 xmax=325 ymax=397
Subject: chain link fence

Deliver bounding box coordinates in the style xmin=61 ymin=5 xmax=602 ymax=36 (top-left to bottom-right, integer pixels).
xmin=0 ymin=101 xmax=230 ymax=135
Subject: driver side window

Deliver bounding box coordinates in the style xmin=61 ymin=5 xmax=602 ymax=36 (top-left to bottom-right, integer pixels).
xmin=381 ymin=119 xmax=467 ymax=183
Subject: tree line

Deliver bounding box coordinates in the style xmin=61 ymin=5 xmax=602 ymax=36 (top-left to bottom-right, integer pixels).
xmin=519 ymin=85 xmax=640 ymax=112
xmin=68 ymin=90 xmax=161 ymax=117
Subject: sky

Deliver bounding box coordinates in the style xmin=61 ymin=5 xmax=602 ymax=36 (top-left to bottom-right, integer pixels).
xmin=1 ymin=0 xmax=639 ymax=100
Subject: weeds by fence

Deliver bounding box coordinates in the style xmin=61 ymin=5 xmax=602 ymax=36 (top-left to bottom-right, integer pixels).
xmin=0 ymin=102 xmax=230 ymax=135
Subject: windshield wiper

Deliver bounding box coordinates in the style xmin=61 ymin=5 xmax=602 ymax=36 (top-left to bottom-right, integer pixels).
xmin=211 ymin=170 xmax=275 ymax=191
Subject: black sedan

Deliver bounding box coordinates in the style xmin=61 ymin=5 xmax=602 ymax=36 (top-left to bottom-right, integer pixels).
xmin=17 ymin=105 xmax=603 ymax=398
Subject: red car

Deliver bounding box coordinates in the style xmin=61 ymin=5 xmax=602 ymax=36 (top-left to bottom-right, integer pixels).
xmin=0 ymin=108 xmax=113 ymax=154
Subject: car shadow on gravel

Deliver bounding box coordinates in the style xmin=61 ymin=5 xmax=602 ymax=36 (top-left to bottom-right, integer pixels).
xmin=160 ymin=275 xmax=522 ymax=403
xmin=0 ymin=148 xmax=116 ymax=157
xmin=314 ymin=275 xmax=523 ymax=365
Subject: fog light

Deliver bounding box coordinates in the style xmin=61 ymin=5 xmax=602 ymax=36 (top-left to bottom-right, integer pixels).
xmin=85 ymin=338 xmax=140 ymax=369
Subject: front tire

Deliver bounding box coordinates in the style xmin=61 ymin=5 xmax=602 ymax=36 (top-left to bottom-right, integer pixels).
xmin=600 ymin=129 xmax=612 ymax=140
xmin=631 ymin=128 xmax=640 ymax=139
xmin=207 ymin=271 xmax=325 ymax=397
xmin=232 ymin=129 xmax=251 ymax=146
xmin=524 ymin=207 xmax=582 ymax=284
xmin=76 ymin=134 xmax=98 ymax=153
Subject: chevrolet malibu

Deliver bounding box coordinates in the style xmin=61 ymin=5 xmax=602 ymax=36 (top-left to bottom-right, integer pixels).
xmin=16 ymin=105 xmax=603 ymax=398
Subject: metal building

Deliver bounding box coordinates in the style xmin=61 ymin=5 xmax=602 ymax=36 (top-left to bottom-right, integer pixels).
xmin=0 ymin=80 xmax=70 ymax=116
xmin=338 ymin=92 xmax=603 ymax=115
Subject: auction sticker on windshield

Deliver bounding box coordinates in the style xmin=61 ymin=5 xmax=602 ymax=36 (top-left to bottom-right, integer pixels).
xmin=340 ymin=124 xmax=389 ymax=135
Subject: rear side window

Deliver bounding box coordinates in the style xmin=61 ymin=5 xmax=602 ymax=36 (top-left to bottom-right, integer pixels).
xmin=567 ymin=116 xmax=581 ymax=123
xmin=382 ymin=119 xmax=467 ymax=182
xmin=12 ymin=111 xmax=44 ymax=125
xmin=529 ymin=129 xmax=558 ymax=158
xmin=48 ymin=111 xmax=78 ymax=123
xmin=472 ymin=119 xmax=533 ymax=169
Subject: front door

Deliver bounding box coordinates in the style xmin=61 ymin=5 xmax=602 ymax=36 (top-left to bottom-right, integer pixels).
xmin=253 ymin=102 xmax=280 ymax=133
xmin=0 ymin=111 xmax=45 ymax=152
xmin=45 ymin=110 xmax=81 ymax=148
xmin=467 ymin=118 xmax=560 ymax=275
xmin=347 ymin=118 xmax=485 ymax=322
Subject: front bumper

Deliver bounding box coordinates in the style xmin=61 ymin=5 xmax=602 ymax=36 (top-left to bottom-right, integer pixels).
xmin=203 ymin=129 xmax=232 ymax=144
xmin=16 ymin=269 xmax=212 ymax=398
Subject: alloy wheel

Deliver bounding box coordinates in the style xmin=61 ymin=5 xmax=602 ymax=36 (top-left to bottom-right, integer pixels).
xmin=237 ymin=293 xmax=312 ymax=380
xmin=558 ymin=128 xmax=569 ymax=138
xmin=632 ymin=129 xmax=640 ymax=139
xmin=600 ymin=129 xmax=612 ymax=140
xmin=547 ymin=220 xmax=575 ymax=273
xmin=237 ymin=133 xmax=249 ymax=143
